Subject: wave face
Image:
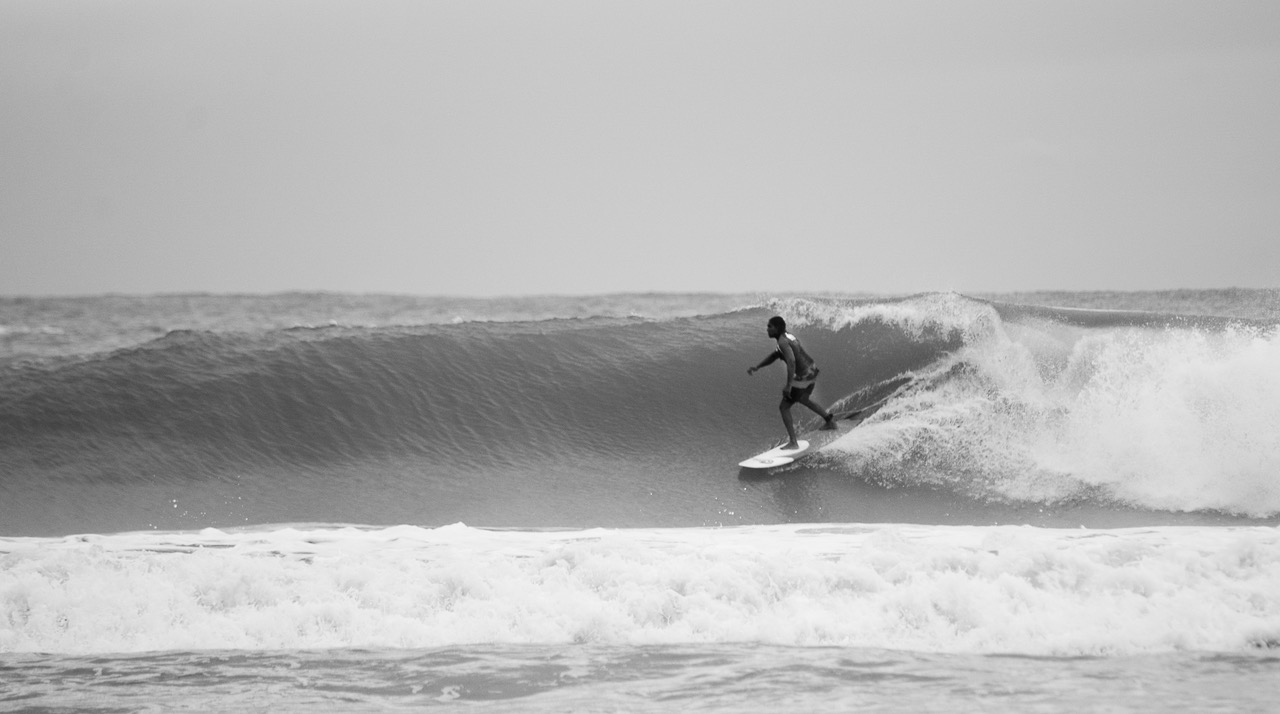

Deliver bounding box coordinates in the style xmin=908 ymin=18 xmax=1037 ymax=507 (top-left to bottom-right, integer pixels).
xmin=1 ymin=292 xmax=1278 ymax=536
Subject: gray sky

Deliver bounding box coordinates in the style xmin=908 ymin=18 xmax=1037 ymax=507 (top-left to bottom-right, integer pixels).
xmin=3 ymin=0 xmax=1279 ymax=296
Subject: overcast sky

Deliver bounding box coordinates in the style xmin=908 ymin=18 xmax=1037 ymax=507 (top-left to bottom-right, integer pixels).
xmin=3 ymin=0 xmax=1278 ymax=296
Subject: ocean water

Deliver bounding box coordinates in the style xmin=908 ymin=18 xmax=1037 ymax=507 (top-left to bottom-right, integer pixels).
xmin=1 ymin=290 xmax=1278 ymax=712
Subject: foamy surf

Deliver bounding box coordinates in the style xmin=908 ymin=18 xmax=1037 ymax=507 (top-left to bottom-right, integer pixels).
xmin=3 ymin=522 xmax=1277 ymax=656
xmin=817 ymin=298 xmax=1280 ymax=517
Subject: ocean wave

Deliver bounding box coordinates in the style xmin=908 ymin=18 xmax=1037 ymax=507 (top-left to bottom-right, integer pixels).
xmin=1 ymin=293 xmax=1277 ymax=535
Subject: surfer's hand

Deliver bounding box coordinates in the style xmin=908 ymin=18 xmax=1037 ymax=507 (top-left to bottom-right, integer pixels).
xmin=747 ymin=367 xmax=756 ymax=375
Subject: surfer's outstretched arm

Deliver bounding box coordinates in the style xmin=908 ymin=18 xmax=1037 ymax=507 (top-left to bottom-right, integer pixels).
xmin=747 ymin=351 xmax=780 ymax=375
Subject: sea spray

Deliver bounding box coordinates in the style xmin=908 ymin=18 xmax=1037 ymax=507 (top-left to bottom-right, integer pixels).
xmin=824 ymin=307 xmax=1280 ymax=516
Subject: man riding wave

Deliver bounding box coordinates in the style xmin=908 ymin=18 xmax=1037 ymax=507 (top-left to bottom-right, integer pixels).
xmin=747 ymin=315 xmax=837 ymax=450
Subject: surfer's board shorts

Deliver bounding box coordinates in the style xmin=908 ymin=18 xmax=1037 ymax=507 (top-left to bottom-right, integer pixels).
xmin=783 ymin=382 xmax=816 ymax=404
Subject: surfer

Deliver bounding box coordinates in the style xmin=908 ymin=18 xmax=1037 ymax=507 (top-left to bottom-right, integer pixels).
xmin=747 ymin=316 xmax=837 ymax=450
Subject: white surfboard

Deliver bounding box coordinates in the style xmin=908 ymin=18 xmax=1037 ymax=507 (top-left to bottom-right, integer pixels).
xmin=738 ymin=440 xmax=811 ymax=469
xmin=736 ymin=383 xmax=911 ymax=471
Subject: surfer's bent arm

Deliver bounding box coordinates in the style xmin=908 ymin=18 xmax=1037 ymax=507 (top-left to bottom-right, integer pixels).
xmin=746 ymin=350 xmax=781 ymax=375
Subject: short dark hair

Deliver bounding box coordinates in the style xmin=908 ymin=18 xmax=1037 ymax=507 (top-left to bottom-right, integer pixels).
xmin=768 ymin=316 xmax=786 ymax=330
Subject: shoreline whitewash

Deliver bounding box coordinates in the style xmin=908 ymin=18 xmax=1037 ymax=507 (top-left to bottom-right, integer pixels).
xmin=4 ymin=522 xmax=1277 ymax=655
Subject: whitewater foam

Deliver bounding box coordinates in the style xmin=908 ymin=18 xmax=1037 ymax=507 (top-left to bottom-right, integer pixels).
xmin=766 ymin=292 xmax=998 ymax=339
xmin=824 ymin=311 xmax=1280 ymax=516
xmin=2 ymin=523 xmax=1277 ymax=656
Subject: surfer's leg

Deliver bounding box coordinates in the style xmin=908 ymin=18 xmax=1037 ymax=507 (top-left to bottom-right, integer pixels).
xmin=794 ymin=385 xmax=837 ymax=429
xmin=778 ymin=395 xmax=799 ymax=449
xmin=804 ymin=400 xmax=838 ymax=430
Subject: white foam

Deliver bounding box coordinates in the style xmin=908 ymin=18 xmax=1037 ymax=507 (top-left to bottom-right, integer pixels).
xmin=766 ymin=293 xmax=994 ymax=338
xmin=2 ymin=523 xmax=1277 ymax=656
xmin=827 ymin=315 xmax=1280 ymax=516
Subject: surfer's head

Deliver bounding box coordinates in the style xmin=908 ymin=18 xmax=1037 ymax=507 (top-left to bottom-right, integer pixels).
xmin=767 ymin=316 xmax=786 ymax=337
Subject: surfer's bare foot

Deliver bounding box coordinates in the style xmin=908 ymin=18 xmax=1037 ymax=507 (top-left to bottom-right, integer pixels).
xmin=820 ymin=414 xmax=838 ymax=430
xmin=783 ymin=441 xmax=800 ymax=450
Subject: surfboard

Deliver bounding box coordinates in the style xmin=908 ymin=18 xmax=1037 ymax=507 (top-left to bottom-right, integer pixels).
xmin=737 ymin=400 xmax=892 ymax=470
xmin=738 ymin=440 xmax=811 ymax=469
